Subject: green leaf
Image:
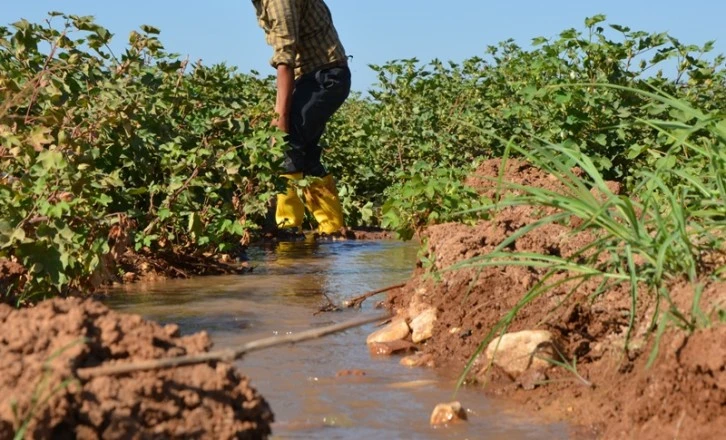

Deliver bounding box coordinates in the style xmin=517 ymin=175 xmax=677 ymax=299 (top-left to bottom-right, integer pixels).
xmin=37 ymin=150 xmax=66 ymax=170
xmin=188 ymin=212 xmax=203 ymax=241
xmin=554 ymin=93 xmax=571 ymax=105
xmin=59 ymin=251 xmax=70 ymax=270
xmin=3 ymin=228 xmax=26 ymax=248
xmin=140 ymin=25 xmax=161 ymax=35
xmin=158 ymin=208 xmax=172 ymax=220
xmin=610 ymin=24 xmax=630 ymax=33
xmin=28 ymin=127 xmax=54 ymax=151
xmin=585 ymin=14 xmax=607 ymax=28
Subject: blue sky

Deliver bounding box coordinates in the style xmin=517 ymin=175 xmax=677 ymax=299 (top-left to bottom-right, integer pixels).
xmin=2 ymin=1 xmax=724 ymax=90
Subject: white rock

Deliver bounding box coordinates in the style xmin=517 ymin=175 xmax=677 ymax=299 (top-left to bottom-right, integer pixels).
xmin=430 ymin=401 xmax=468 ymax=426
xmin=367 ymin=340 xmax=416 ymax=356
xmin=400 ymin=353 xmax=434 ymax=368
xmin=411 ymin=308 xmax=437 ymax=343
xmin=366 ymin=318 xmax=410 ymax=345
xmin=485 ymin=330 xmax=557 ymax=377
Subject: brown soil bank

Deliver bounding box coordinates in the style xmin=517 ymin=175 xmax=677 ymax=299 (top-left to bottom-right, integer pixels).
xmin=0 ymin=298 xmax=273 ymax=439
xmin=386 ymin=159 xmax=725 ymax=439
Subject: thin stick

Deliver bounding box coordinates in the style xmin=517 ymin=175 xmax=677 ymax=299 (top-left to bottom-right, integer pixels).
xmin=24 ymin=30 xmax=66 ymax=124
xmin=343 ymin=283 xmax=405 ymax=309
xmin=76 ymin=312 xmax=389 ymax=380
xmin=313 ymin=292 xmax=342 ymax=315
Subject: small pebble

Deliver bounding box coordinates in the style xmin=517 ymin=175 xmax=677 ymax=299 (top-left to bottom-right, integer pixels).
xmin=430 ymin=401 xmax=468 ymax=426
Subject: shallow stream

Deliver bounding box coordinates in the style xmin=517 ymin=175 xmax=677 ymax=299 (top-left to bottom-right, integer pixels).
xmin=106 ymin=240 xmax=567 ymax=439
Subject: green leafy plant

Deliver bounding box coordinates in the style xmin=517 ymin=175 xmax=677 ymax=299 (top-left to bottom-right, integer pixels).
xmin=537 ymin=349 xmax=593 ymax=388
xmin=452 ymin=86 xmax=725 ymax=387
xmin=2 ymin=12 xmax=724 ymax=305
xmin=0 ymin=14 xmax=285 ymax=303
xmin=323 ymin=14 xmax=724 ymax=229
xmin=381 ymin=161 xmax=486 ymax=240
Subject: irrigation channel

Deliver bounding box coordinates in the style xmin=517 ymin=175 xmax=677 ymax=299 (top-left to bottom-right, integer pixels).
xmin=105 ymin=240 xmax=568 ymax=439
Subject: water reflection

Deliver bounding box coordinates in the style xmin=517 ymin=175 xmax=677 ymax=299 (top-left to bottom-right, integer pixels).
xmin=105 ymin=240 xmax=568 ymax=439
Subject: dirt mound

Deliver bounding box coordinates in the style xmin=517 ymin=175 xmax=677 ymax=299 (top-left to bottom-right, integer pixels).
xmin=0 ymin=258 xmax=27 ymax=304
xmin=0 ymin=298 xmax=273 ymax=439
xmin=613 ymin=325 xmax=726 ymax=439
xmin=387 ymin=158 xmax=725 ymax=439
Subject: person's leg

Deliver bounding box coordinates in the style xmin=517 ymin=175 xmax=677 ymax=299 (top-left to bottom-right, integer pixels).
xmin=303 ymin=173 xmax=345 ymax=234
xmin=280 ymin=74 xmax=315 ymax=174
xmin=288 ymin=66 xmax=351 ymax=177
xmin=281 ymin=66 xmax=350 ymax=233
xmin=275 ymin=69 xmax=344 ymax=229
xmin=274 ymin=172 xmax=305 ymax=229
xmin=300 ymin=67 xmax=351 ymax=233
xmin=275 ymin=75 xmax=317 ymax=229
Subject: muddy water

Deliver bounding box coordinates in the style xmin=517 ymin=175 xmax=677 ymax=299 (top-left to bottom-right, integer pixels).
xmin=106 ymin=240 xmax=567 ymax=439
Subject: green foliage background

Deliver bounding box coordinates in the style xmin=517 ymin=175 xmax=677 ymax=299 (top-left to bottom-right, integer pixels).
xmin=1 ymin=13 xmax=724 ymax=303
xmin=1 ymin=14 xmax=284 ymax=303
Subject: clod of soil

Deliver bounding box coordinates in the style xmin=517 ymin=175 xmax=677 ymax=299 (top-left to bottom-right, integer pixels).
xmin=0 ymin=298 xmax=273 ymax=439
xmin=0 ymin=258 xmax=27 ymax=303
xmin=387 ymin=158 xmax=726 ymax=439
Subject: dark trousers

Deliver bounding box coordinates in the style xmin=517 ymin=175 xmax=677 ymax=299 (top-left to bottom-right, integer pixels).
xmin=283 ymin=65 xmax=351 ymax=177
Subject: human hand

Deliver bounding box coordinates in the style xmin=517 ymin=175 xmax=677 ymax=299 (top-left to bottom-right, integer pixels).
xmin=272 ymin=113 xmax=289 ymax=134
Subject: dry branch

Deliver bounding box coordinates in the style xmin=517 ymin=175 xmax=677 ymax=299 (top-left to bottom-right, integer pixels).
xmin=343 ymin=283 xmax=405 ymax=309
xmin=76 ymin=312 xmax=389 ymax=380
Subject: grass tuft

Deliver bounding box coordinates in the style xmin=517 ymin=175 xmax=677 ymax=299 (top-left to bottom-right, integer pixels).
xmin=453 ymin=85 xmax=725 ymax=388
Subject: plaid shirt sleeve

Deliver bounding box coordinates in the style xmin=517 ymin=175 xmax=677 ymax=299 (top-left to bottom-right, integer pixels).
xmin=261 ymin=0 xmax=300 ymax=68
xmin=254 ymin=0 xmax=346 ymax=76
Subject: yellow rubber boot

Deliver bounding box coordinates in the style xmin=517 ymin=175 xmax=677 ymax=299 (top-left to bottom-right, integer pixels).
xmin=275 ymin=173 xmax=305 ymax=229
xmin=304 ymin=175 xmax=345 ymax=234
